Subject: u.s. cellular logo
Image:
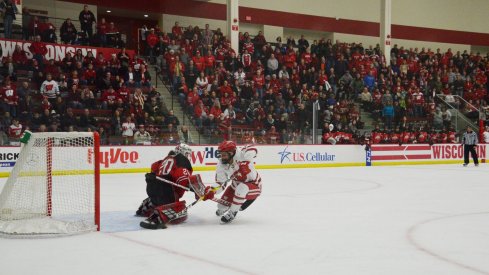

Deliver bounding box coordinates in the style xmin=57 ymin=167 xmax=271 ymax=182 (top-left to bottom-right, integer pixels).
xmin=278 ymin=146 xmax=336 ymax=163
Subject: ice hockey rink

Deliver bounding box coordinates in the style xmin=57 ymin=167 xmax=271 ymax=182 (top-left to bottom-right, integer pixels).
xmin=1 ymin=165 xmax=488 ymax=275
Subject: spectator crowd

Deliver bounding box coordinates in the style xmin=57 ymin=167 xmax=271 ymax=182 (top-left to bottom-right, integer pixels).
xmin=153 ymin=21 xmax=488 ymax=145
xmin=2 ymin=1 xmax=124 ymax=48
xmin=1 ymin=6 xmax=489 ymax=146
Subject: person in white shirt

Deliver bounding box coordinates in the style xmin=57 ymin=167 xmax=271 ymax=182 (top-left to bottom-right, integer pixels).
xmin=40 ymin=73 xmax=60 ymax=102
xmin=121 ymin=116 xmax=136 ymax=144
xmin=195 ymin=71 xmax=209 ymax=93
xmin=234 ymin=67 xmax=246 ymax=86
xmin=223 ymin=105 xmax=236 ymax=120
xmin=134 ymin=124 xmax=152 ymax=145
xmin=483 ymin=126 xmax=489 ymax=143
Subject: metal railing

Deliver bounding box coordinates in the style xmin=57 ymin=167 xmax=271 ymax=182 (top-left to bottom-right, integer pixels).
xmin=435 ymin=94 xmax=480 ymax=132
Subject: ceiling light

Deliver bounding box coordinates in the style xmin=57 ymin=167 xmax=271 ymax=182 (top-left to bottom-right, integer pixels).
xmin=144 ymin=14 xmax=149 ymax=17
xmin=107 ymin=10 xmax=111 ymax=13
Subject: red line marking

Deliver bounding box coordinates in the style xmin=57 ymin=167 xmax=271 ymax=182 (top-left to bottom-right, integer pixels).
xmin=406 ymin=212 xmax=489 ymax=275
xmin=107 ymin=233 xmax=257 ymax=275
xmin=205 ymin=163 xmax=217 ymax=165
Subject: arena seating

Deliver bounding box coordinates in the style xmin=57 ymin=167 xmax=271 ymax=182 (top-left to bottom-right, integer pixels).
xmin=1 ymin=19 xmax=488 ymax=146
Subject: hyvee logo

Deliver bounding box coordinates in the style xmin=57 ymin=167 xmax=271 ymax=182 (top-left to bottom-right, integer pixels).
xmin=88 ymin=148 xmax=139 ymax=168
xmin=191 ymin=147 xmax=220 ymax=165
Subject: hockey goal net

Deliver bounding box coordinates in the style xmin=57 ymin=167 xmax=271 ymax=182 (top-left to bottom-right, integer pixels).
xmin=0 ymin=131 xmax=100 ymax=237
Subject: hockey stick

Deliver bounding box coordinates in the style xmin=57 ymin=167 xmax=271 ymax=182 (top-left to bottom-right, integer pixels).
xmin=172 ymin=177 xmax=232 ymax=222
xmin=184 ymin=178 xmax=232 ymax=211
xmin=155 ymin=175 xmax=230 ymax=206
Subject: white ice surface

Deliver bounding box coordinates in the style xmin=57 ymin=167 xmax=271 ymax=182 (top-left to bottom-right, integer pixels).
xmin=1 ymin=165 xmax=489 ymax=275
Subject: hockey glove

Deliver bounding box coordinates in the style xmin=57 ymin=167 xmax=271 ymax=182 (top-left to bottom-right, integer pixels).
xmin=231 ymin=162 xmax=251 ymax=182
xmin=202 ymin=186 xmax=215 ymax=201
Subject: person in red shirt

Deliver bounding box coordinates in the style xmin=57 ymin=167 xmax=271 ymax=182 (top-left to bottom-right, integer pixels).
xmin=100 ymin=87 xmax=120 ymax=110
xmin=204 ymin=51 xmax=216 ymax=76
xmin=192 ymin=51 xmax=205 ymax=72
xmin=172 ymin=22 xmax=183 ymax=37
xmin=1 ymin=78 xmax=18 ymax=117
xmin=193 ymin=100 xmax=209 ymax=128
xmin=284 ymin=50 xmax=297 ymax=70
xmin=12 ymin=45 xmax=28 ymax=68
xmin=210 ymin=100 xmax=222 ymax=118
xmin=117 ymin=83 xmax=132 ymax=103
xmin=185 ymin=87 xmax=200 ymax=113
xmin=29 ymin=35 xmax=47 ymax=67
xmin=146 ymin=29 xmax=158 ymax=62
xmin=83 ymin=63 xmax=97 ymax=85
xmin=219 ymin=80 xmax=233 ymax=98
xmin=97 ymin=17 xmax=108 ymax=46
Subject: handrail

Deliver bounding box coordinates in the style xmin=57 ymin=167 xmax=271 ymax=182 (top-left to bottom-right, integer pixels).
xmin=27 ymin=14 xmax=81 ymax=23
xmin=435 ymin=94 xmax=479 ymax=132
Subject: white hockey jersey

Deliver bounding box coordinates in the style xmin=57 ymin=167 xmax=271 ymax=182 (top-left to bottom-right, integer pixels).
xmin=215 ymin=145 xmax=260 ymax=192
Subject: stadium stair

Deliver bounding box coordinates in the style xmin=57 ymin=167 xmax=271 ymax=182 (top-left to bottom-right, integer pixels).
xmin=147 ymin=65 xmax=206 ymax=144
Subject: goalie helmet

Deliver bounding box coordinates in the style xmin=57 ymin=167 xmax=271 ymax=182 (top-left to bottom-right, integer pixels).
xmin=175 ymin=143 xmax=192 ymax=159
xmin=218 ymin=140 xmax=237 ymax=164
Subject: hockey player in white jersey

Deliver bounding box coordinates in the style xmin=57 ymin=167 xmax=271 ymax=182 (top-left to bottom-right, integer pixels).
xmin=203 ymin=141 xmax=262 ymax=223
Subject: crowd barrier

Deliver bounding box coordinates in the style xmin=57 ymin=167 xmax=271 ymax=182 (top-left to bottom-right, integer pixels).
xmin=0 ymin=144 xmax=486 ymax=178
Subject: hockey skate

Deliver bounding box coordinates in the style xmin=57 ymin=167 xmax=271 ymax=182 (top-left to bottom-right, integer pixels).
xmin=216 ymin=208 xmax=228 ymax=216
xmin=140 ymin=214 xmax=167 ymax=230
xmin=220 ymin=210 xmax=238 ymax=224
xmin=135 ymin=209 xmax=144 ymax=217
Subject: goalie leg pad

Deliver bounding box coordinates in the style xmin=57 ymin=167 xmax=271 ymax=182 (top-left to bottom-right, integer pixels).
xmin=153 ymin=200 xmax=188 ymax=225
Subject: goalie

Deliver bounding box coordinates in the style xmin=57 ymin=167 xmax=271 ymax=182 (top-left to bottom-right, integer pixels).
xmin=137 ymin=143 xmax=198 ymax=230
xmin=203 ymin=141 xmax=262 ymax=223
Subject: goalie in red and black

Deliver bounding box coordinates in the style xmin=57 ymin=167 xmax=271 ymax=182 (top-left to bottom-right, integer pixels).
xmin=137 ymin=143 xmax=201 ymax=230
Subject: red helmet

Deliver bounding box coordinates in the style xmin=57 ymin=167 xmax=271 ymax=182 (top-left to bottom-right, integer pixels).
xmin=218 ymin=140 xmax=236 ymax=153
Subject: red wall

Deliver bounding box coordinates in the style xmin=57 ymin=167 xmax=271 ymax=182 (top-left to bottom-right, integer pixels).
xmin=99 ymin=14 xmax=157 ymax=50
xmin=63 ymin=0 xmax=489 ymax=46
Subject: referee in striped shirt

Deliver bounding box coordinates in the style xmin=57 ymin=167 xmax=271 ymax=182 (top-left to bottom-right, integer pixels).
xmin=462 ymin=126 xmax=479 ymax=166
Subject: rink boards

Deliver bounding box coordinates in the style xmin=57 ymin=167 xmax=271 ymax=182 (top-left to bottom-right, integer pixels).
xmin=0 ymin=144 xmax=487 ymax=177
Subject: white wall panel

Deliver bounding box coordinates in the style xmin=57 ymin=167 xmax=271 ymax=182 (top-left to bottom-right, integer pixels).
xmin=209 ymin=0 xmax=489 ymax=34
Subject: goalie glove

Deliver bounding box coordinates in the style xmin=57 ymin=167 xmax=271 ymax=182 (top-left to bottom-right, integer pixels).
xmin=231 ymin=161 xmax=251 ymax=182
